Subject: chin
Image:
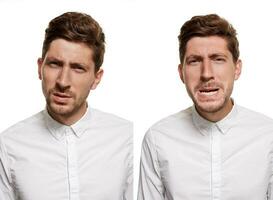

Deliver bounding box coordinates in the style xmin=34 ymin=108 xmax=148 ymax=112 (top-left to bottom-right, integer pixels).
xmin=48 ymin=103 xmax=74 ymax=116
xmin=195 ymin=99 xmax=226 ymax=114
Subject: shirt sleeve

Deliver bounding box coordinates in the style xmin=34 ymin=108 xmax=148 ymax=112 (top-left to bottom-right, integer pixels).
xmin=267 ymin=138 xmax=273 ymax=200
xmin=0 ymin=137 xmax=15 ymax=200
xmin=268 ymin=184 xmax=272 ymax=200
xmin=137 ymin=129 xmax=165 ymax=200
xmin=123 ymin=170 xmax=133 ymax=200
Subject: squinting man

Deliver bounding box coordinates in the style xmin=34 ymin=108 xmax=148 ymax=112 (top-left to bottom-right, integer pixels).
xmin=0 ymin=12 xmax=133 ymax=200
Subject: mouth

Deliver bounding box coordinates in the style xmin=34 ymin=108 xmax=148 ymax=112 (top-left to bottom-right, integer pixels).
xmin=52 ymin=92 xmax=72 ymax=104
xmin=53 ymin=92 xmax=71 ymax=98
xmin=198 ymin=88 xmax=219 ymax=96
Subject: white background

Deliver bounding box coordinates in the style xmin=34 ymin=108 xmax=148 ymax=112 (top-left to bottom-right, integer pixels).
xmin=0 ymin=0 xmax=273 ymax=198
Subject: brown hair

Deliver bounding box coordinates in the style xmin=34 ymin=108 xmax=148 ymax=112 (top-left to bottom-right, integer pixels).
xmin=42 ymin=12 xmax=105 ymax=72
xmin=178 ymin=14 xmax=239 ymax=64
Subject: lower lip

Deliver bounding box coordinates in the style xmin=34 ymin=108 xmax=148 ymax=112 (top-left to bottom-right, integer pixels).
xmin=52 ymin=94 xmax=71 ymax=104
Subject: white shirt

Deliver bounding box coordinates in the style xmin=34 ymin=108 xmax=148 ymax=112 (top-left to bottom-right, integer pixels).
xmin=0 ymin=107 xmax=133 ymax=200
xmin=138 ymin=104 xmax=273 ymax=200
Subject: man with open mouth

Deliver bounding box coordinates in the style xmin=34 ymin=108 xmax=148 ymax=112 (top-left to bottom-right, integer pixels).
xmin=138 ymin=14 xmax=273 ymax=200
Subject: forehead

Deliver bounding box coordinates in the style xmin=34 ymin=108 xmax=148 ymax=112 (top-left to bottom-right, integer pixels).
xmin=185 ymin=36 xmax=229 ymax=56
xmin=46 ymin=39 xmax=94 ymax=64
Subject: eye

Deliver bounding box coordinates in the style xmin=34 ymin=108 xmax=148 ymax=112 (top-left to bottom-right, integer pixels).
xmin=50 ymin=62 xmax=59 ymax=67
xmin=214 ymin=57 xmax=226 ymax=63
xmin=46 ymin=60 xmax=61 ymax=68
xmin=71 ymin=65 xmax=86 ymax=73
xmin=187 ymin=59 xmax=200 ymax=65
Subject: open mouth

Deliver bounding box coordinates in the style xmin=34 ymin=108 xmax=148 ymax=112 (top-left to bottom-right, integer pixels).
xmin=199 ymin=88 xmax=219 ymax=96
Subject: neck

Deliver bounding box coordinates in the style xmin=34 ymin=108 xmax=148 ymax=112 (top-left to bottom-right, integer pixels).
xmin=196 ymin=99 xmax=233 ymax=122
xmin=47 ymin=103 xmax=87 ymax=126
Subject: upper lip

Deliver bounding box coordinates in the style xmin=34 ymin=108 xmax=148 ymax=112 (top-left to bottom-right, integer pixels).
xmin=53 ymin=92 xmax=71 ymax=98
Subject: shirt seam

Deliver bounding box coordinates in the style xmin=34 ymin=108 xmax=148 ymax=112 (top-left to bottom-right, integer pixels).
xmin=0 ymin=136 xmax=13 ymax=191
xmin=148 ymin=128 xmax=164 ymax=181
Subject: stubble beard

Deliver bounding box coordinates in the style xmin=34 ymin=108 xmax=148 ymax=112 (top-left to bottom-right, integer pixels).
xmin=193 ymin=95 xmax=228 ymax=114
xmin=188 ymin=83 xmax=233 ymax=115
xmin=45 ymin=89 xmax=88 ymax=119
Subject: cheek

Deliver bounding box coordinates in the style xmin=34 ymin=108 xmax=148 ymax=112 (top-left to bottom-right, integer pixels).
xmin=74 ymin=79 xmax=93 ymax=94
xmin=41 ymin=75 xmax=54 ymax=90
xmin=184 ymin=70 xmax=200 ymax=87
xmin=42 ymin=68 xmax=58 ymax=87
xmin=215 ymin=64 xmax=235 ymax=78
xmin=217 ymin=70 xmax=235 ymax=84
xmin=70 ymin=73 xmax=96 ymax=94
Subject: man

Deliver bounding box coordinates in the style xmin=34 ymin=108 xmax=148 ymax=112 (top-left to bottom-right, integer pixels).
xmin=138 ymin=14 xmax=273 ymax=200
xmin=0 ymin=12 xmax=133 ymax=200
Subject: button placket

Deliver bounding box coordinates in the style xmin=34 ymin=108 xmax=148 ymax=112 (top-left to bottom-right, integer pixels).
xmin=65 ymin=128 xmax=80 ymax=200
xmin=210 ymin=125 xmax=221 ymax=200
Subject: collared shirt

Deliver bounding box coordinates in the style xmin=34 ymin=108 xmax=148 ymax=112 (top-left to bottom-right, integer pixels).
xmin=0 ymin=107 xmax=133 ymax=200
xmin=138 ymin=104 xmax=273 ymax=200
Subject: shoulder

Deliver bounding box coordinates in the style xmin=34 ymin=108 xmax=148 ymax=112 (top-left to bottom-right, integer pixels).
xmin=235 ymin=105 xmax=273 ymax=135
xmin=0 ymin=111 xmax=44 ymax=139
xmin=144 ymin=107 xmax=193 ymax=140
xmin=149 ymin=107 xmax=192 ymax=131
xmin=237 ymin=105 xmax=273 ymax=125
xmin=90 ymin=108 xmax=132 ymax=127
xmin=88 ymin=108 xmax=133 ymax=138
xmin=87 ymin=108 xmax=133 ymax=145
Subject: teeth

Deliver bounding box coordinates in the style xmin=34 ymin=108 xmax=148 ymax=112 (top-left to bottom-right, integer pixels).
xmin=199 ymin=90 xmax=218 ymax=96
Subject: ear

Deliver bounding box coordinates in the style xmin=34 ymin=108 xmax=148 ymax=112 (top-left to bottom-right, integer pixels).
xmin=178 ymin=64 xmax=185 ymax=83
xmin=234 ymin=59 xmax=242 ymax=80
xmin=91 ymin=68 xmax=104 ymax=90
xmin=37 ymin=58 xmax=43 ymax=80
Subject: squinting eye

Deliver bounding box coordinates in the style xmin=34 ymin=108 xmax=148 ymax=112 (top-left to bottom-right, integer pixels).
xmin=188 ymin=60 xmax=199 ymax=65
xmin=214 ymin=58 xmax=225 ymax=62
xmin=72 ymin=66 xmax=86 ymax=73
xmin=48 ymin=62 xmax=60 ymax=68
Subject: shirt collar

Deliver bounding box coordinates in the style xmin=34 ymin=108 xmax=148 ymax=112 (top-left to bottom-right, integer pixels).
xmin=43 ymin=107 xmax=92 ymax=141
xmin=191 ymin=101 xmax=238 ymax=136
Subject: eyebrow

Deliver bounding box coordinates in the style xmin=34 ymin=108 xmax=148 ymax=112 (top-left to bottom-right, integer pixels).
xmin=45 ymin=57 xmax=63 ymax=65
xmin=70 ymin=62 xmax=88 ymax=69
xmin=209 ymin=53 xmax=228 ymax=59
xmin=45 ymin=56 xmax=62 ymax=62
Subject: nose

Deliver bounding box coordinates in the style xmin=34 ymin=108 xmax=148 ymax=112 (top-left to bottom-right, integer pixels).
xmin=200 ymin=59 xmax=214 ymax=81
xmin=56 ymin=67 xmax=71 ymax=91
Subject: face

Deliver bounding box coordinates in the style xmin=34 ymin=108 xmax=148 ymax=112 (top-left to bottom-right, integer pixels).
xmin=38 ymin=39 xmax=103 ymax=124
xmin=178 ymin=36 xmax=241 ymax=120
